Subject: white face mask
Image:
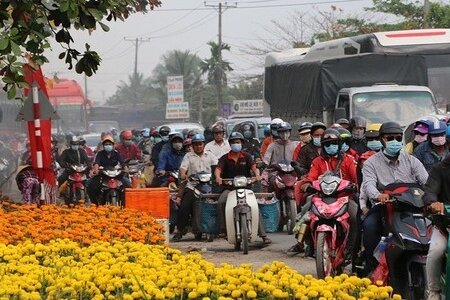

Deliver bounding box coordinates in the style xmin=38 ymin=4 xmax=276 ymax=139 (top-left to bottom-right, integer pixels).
xmin=414 ymin=134 xmax=427 ymax=143
xmin=173 ymin=142 xmax=183 ymax=151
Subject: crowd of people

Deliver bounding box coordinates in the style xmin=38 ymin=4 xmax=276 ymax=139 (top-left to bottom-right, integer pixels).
xmin=3 ymin=114 xmax=450 ymax=299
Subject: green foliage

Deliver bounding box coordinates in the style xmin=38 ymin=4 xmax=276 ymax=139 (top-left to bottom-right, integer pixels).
xmin=200 ymin=41 xmax=233 ymax=86
xmin=0 ymin=0 xmax=162 ymax=98
xmin=106 ymin=73 xmax=160 ymax=107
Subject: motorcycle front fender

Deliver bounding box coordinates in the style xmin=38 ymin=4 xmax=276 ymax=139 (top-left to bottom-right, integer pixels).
xmin=314 ymin=224 xmax=337 ymax=250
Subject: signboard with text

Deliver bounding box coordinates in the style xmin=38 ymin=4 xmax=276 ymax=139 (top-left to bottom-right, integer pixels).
xmin=232 ymin=99 xmax=264 ymax=114
xmin=166 ymin=102 xmax=190 ymax=119
xmin=167 ymin=76 xmax=184 ymax=103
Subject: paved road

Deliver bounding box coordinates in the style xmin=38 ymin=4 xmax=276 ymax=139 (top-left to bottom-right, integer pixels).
xmin=169 ymin=231 xmax=317 ymax=275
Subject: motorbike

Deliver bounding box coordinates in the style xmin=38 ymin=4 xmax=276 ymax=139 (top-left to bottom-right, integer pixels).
xmin=168 ymin=171 xmax=180 ymax=234
xmin=127 ymin=159 xmax=145 ymax=188
xmin=271 ymin=160 xmax=298 ymax=234
xmin=222 ymin=177 xmax=272 ymax=254
xmin=190 ymin=171 xmax=215 ymax=241
xmin=99 ymin=165 xmax=124 ymax=206
xmin=303 ymin=172 xmax=354 ymax=278
xmin=64 ymin=163 xmax=88 ymax=206
xmin=369 ymin=183 xmax=432 ymax=300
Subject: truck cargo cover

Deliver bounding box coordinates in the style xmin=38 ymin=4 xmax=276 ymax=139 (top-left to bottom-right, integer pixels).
xmin=264 ymin=53 xmax=429 ymax=115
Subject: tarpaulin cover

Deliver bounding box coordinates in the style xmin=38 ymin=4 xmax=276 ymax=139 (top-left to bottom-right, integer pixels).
xmin=264 ymin=53 xmax=428 ymax=116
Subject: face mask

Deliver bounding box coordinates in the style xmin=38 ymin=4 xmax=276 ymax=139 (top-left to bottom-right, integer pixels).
xmin=161 ymin=136 xmax=169 ymax=142
xmin=279 ymin=131 xmax=290 ymax=141
xmin=230 ymin=144 xmax=242 ymax=152
xmin=104 ymin=145 xmax=113 ymax=152
xmin=324 ymin=144 xmax=339 ymax=156
xmin=124 ymin=140 xmax=132 ymax=146
xmin=300 ymin=134 xmax=311 ymax=144
xmin=431 ymin=136 xmax=446 ymax=146
xmin=135 ymin=136 xmax=142 ymax=143
xmin=313 ymin=137 xmax=321 ymax=147
xmin=153 ymin=137 xmax=161 ymax=144
xmin=383 ymin=140 xmax=403 ymax=157
xmin=271 ymin=130 xmax=279 ymax=137
xmin=341 ymin=143 xmax=349 ymax=153
xmin=243 ymin=131 xmax=252 ymax=139
xmin=414 ymin=134 xmax=427 ymax=143
xmin=352 ymin=129 xmax=365 ymax=140
xmin=367 ymin=140 xmax=383 ymax=151
xmin=173 ymin=142 xmax=183 ymax=151
xmin=71 ymin=145 xmax=79 ymax=151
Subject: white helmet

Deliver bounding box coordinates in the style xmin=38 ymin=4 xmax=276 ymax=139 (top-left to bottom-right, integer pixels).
xmin=270 ymin=118 xmax=283 ymax=130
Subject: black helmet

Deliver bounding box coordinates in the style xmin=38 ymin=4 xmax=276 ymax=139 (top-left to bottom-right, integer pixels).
xmin=159 ymin=126 xmax=171 ymax=135
xmin=350 ymin=116 xmax=367 ymax=129
xmin=379 ymin=122 xmax=403 ymax=135
xmin=187 ymin=129 xmax=199 ymax=137
xmin=336 ymin=118 xmax=350 ymax=126
xmin=321 ymin=128 xmax=340 ymax=144
xmin=242 ymin=123 xmax=254 ymax=131
xmin=311 ymin=122 xmax=327 ymax=134
xmin=170 ymin=133 xmax=184 ymax=142
xmin=298 ymin=122 xmax=312 ymax=134
xmin=228 ymin=132 xmax=244 ymax=142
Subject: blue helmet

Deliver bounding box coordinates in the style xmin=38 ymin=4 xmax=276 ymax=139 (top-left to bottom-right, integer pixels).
xmin=447 ymin=125 xmax=450 ymax=138
xmin=428 ymin=120 xmax=447 ymax=135
xmin=192 ymin=134 xmax=205 ymax=143
xmin=277 ymin=121 xmax=292 ymax=132
xmin=141 ymin=128 xmax=150 ymax=137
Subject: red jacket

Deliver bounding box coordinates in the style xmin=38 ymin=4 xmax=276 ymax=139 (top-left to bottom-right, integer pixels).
xmin=305 ymin=154 xmax=357 ymax=185
xmin=115 ymin=143 xmax=142 ymax=161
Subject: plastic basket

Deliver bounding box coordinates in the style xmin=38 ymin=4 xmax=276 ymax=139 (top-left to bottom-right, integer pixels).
xmin=199 ymin=199 xmax=219 ymax=234
xmin=125 ymin=188 xmax=170 ymax=219
xmin=259 ymin=201 xmax=280 ymax=233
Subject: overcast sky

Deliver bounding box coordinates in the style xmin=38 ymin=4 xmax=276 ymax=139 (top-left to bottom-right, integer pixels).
xmin=42 ymin=0 xmax=373 ymax=104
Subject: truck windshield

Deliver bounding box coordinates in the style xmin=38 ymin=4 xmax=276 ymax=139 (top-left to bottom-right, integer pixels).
xmin=352 ymin=91 xmax=436 ymax=126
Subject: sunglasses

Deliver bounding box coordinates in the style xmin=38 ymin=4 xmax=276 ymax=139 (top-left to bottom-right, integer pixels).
xmin=384 ymin=135 xmax=402 ymax=142
xmin=366 ymin=137 xmax=380 ymax=142
xmin=322 ymin=141 xmax=339 ymax=147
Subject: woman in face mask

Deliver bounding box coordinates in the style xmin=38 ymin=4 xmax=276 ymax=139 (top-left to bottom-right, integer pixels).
xmin=405 ymin=120 xmax=430 ymax=155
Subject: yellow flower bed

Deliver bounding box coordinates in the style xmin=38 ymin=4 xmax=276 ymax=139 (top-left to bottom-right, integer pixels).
xmin=0 ymin=239 xmax=400 ymax=300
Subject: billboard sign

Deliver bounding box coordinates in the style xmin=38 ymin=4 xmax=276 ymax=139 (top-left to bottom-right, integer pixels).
xmin=232 ymin=99 xmax=264 ymax=114
xmin=166 ymin=102 xmax=189 ymax=119
xmin=167 ymin=76 xmax=184 ymax=103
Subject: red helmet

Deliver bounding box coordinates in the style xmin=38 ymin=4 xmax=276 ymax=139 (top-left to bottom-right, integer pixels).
xmin=121 ymin=130 xmax=133 ymax=139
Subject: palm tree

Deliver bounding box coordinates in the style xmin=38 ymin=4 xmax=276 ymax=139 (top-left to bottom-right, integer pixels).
xmin=200 ymin=41 xmax=233 ymax=112
xmin=107 ymin=73 xmax=159 ymax=107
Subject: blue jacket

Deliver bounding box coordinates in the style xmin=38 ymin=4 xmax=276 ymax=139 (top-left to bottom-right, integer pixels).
xmin=413 ymin=141 xmax=448 ymax=173
xmin=157 ymin=148 xmax=185 ymax=172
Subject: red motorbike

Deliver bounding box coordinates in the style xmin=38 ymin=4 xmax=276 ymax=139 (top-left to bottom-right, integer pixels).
xmin=99 ymin=165 xmax=124 ymax=206
xmin=64 ymin=164 xmax=88 ymax=206
xmin=308 ymin=171 xmax=354 ymax=278
xmin=271 ymin=160 xmax=298 ymax=234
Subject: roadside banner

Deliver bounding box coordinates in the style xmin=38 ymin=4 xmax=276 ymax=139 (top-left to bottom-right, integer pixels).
xmin=165 ymin=102 xmax=189 ymax=119
xmin=232 ymin=99 xmax=264 ymax=114
xmin=167 ymin=76 xmax=184 ymax=103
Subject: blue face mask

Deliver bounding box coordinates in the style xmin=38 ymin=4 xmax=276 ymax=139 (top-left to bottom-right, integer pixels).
xmin=135 ymin=136 xmax=142 ymax=142
xmin=383 ymin=140 xmax=403 ymax=157
xmin=243 ymin=131 xmax=252 ymax=139
xmin=324 ymin=144 xmax=339 ymax=156
xmin=367 ymin=140 xmax=383 ymax=151
xmin=271 ymin=130 xmax=279 ymax=137
xmin=161 ymin=136 xmax=169 ymax=142
xmin=341 ymin=143 xmax=349 ymax=153
xmin=104 ymin=145 xmax=113 ymax=152
xmin=313 ymin=137 xmax=321 ymax=147
xmin=230 ymin=144 xmax=242 ymax=152
xmin=154 ymin=137 xmax=162 ymax=144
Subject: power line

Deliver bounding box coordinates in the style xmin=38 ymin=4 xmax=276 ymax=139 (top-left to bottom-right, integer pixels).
xmin=150 ymin=12 xmax=216 ymax=39
xmin=154 ymin=0 xmax=364 ymax=11
xmin=102 ymin=45 xmax=134 ymax=60
xmin=124 ymin=37 xmax=151 ymax=76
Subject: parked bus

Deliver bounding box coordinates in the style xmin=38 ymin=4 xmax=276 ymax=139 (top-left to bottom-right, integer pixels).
xmin=304 ymin=28 xmax=450 ymax=105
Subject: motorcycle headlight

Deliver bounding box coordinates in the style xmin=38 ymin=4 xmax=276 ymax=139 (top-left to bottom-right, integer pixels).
xmin=320 ymin=181 xmax=338 ymax=195
xmin=104 ymin=169 xmax=120 ymax=177
xmin=198 ymin=173 xmax=211 ymax=183
xmin=278 ymin=162 xmax=294 ymax=173
xmin=73 ymin=165 xmax=87 ymax=172
xmin=233 ymin=176 xmax=247 ymax=187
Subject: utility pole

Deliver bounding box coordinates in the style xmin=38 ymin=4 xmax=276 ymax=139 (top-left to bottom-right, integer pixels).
xmin=124 ymin=37 xmax=151 ymax=77
xmin=204 ymin=1 xmax=237 ymax=115
xmin=423 ymin=0 xmax=430 ymax=28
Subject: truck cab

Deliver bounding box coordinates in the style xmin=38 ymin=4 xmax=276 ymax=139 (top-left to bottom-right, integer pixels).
xmin=335 ymin=84 xmax=438 ymax=128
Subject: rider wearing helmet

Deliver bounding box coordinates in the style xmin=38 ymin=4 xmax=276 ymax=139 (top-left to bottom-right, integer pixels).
xmin=214 ymin=132 xmax=271 ymax=244
xmin=78 ymin=137 xmax=95 ymax=161
xmin=57 ymin=136 xmax=90 ymax=187
xmin=205 ymin=124 xmax=230 ymax=159
xmin=405 ymin=119 xmax=430 ymax=154
xmin=239 ymin=122 xmax=261 ymax=160
xmin=349 ymin=116 xmax=369 ymax=156
xmin=263 ymin=121 xmax=298 ymax=166
xmin=336 ymin=118 xmax=350 ymax=130
xmin=156 ymin=133 xmax=186 ymax=186
xmin=138 ymin=128 xmax=153 ymax=154
xmin=361 ymin=121 xmax=428 ymax=276
xmin=151 ymin=126 xmax=171 ymax=170
xmin=183 ymin=138 xmax=193 ymax=153
xmin=116 ymin=130 xmax=142 ymax=162
xmin=295 ymin=122 xmax=326 ymax=172
xmin=260 ymin=118 xmax=283 ymax=158
xmin=292 ymin=122 xmax=313 ymax=162
xmin=413 ymin=119 xmax=448 ymax=172
xmin=173 ymin=134 xmax=218 ymax=241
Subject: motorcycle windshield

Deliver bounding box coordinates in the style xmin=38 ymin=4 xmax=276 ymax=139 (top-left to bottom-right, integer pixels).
xmin=385 ymin=183 xmax=425 ymax=209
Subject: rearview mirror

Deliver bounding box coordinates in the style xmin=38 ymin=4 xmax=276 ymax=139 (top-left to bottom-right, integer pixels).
xmin=334 ymin=107 xmax=346 ymax=122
